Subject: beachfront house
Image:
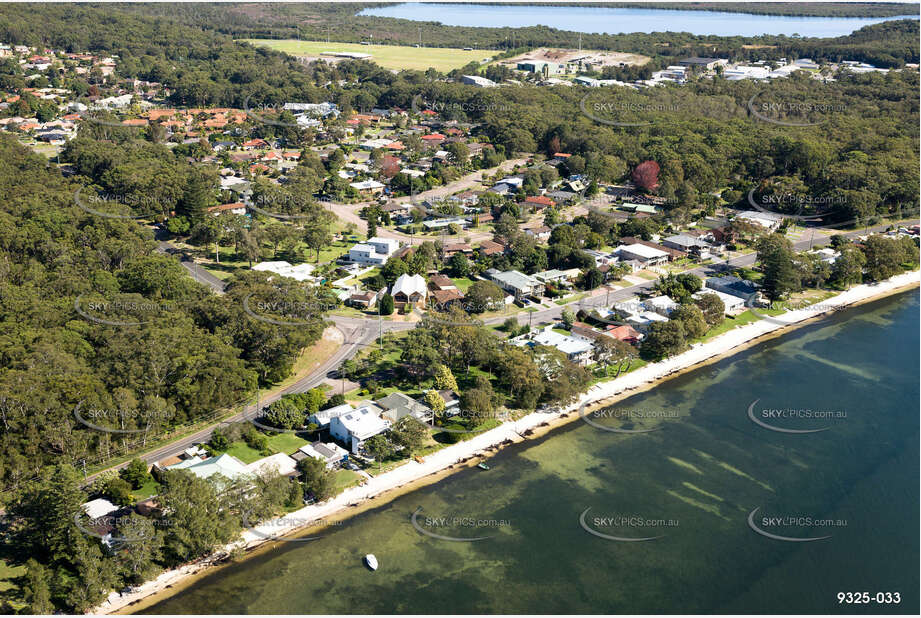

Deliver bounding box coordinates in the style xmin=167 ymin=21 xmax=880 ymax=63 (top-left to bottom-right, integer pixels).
xmin=329 ymin=403 xmax=391 ymax=454
xmin=376 ymin=392 xmax=434 ymax=424
xmin=705 ymin=275 xmax=760 ymax=300
xmin=692 ymin=289 xmax=746 ymax=316
xmin=514 ymin=325 xmax=594 ymax=366
xmin=295 ymin=441 xmax=349 ymax=469
xmin=309 ymin=403 xmax=354 ymax=429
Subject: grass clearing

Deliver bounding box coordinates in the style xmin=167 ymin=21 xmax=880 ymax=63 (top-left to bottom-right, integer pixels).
xmin=331 ymin=469 xmax=363 ymax=494
xmin=130 ymin=477 xmax=162 ymax=501
xmin=241 ymin=39 xmax=489 ymax=72
xmin=265 ymin=432 xmax=310 ymax=455
xmin=0 ymin=559 xmax=25 ymax=595
xmin=223 ymin=441 xmax=266 ymax=464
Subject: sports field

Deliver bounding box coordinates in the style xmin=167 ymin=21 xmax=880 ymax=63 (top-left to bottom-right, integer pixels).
xmin=240 ymin=39 xmax=491 ymax=72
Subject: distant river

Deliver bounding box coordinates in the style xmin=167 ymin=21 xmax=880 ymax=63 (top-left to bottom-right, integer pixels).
xmin=145 ymin=291 xmax=919 ymax=614
xmin=360 ymin=4 xmax=919 ymax=38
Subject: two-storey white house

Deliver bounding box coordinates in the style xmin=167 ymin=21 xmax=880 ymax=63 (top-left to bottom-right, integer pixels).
xmin=349 ymin=237 xmax=400 ymax=265
xmin=329 ymin=403 xmax=392 ymax=454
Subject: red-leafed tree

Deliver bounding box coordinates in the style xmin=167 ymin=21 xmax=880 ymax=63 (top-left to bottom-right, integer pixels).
xmin=632 ymin=160 xmax=660 ymax=193
xmin=380 ymin=156 xmax=401 ymax=178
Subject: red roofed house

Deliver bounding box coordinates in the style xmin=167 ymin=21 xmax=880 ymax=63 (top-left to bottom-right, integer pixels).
xmin=606 ymin=324 xmax=642 ymax=345
xmin=241 ymin=138 xmax=268 ymax=150
xmin=428 ymin=274 xmax=464 ymax=308
xmin=207 ymin=202 xmax=247 ymax=216
xmin=523 ymin=195 xmax=555 ymax=210
xmin=478 ymin=239 xmax=505 ymax=256
xmin=422 ymin=133 xmax=446 ymax=148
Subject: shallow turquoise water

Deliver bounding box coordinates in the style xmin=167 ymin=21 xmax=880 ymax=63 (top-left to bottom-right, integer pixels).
xmin=145 ymin=291 xmax=919 ymax=614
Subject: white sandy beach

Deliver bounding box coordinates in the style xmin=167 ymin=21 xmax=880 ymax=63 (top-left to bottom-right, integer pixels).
xmin=94 ymin=270 xmax=919 ymax=615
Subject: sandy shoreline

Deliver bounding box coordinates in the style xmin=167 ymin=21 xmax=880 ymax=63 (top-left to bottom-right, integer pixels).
xmin=96 ymin=271 xmax=919 ymax=615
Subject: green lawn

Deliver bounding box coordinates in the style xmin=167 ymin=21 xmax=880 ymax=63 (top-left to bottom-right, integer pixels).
xmin=555 ymin=292 xmax=588 ymax=305
xmin=331 ymin=469 xmax=362 ymax=495
xmin=241 ymin=39 xmax=490 ymax=72
xmin=452 ymin=277 xmax=476 ymax=293
xmin=266 ymin=432 xmax=310 ymax=455
xmin=221 ymin=433 xmax=310 ymax=463
xmin=130 ymin=477 xmax=162 ymax=501
xmin=223 ymin=441 xmax=266 ymax=464
xmin=0 ymin=559 xmax=25 ymax=596
xmin=694 ymin=306 xmax=785 ymax=342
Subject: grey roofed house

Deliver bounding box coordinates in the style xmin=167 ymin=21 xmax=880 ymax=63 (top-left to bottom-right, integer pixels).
xmin=662 ymin=234 xmax=711 ymax=251
xmin=488 ymin=269 xmax=544 ymax=299
xmin=296 ymin=441 xmax=349 ymax=468
xmin=438 ymin=389 xmax=461 ymax=411
xmin=547 ymin=190 xmax=576 ymax=203
xmin=488 ymin=182 xmax=513 ymax=195
xmin=705 ymin=275 xmax=760 ymax=300
xmin=678 ymin=57 xmax=725 ymax=69
xmin=375 ymin=392 xmax=433 ymax=423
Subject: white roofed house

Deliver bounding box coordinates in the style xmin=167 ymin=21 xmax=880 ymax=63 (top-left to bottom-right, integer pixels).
xmin=247 ymin=453 xmax=299 ymax=477
xmin=349 ymin=179 xmax=385 ymax=197
xmin=309 ymin=403 xmax=354 ymax=429
xmin=644 ymin=295 xmax=680 ymax=316
xmin=461 ymin=75 xmax=497 ymax=87
xmin=692 ymin=289 xmax=745 ymax=316
xmin=349 ymin=237 xmax=399 ymax=265
xmin=625 ymin=310 xmax=669 ymax=332
xmin=515 ymin=325 xmax=594 ymax=366
xmin=330 ymin=403 xmax=392 ymax=454
xmin=296 ymin=441 xmax=349 ymax=469
xmin=252 ymin=260 xmax=316 ymax=282
xmin=733 ymin=210 xmax=783 ymax=231
xmin=391 ymin=273 xmax=427 ymax=309
xmin=80 ymin=498 xmax=120 ymax=549
xmin=617 ymin=243 xmax=669 ymax=266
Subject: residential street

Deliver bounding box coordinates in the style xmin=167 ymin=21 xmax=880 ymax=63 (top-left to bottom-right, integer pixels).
xmin=105 ymin=219 xmax=908 ymax=482
xmin=321 ymin=156 xmax=530 ymax=244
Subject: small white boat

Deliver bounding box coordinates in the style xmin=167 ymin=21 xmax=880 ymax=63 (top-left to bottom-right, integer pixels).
xmin=364 ymin=554 xmax=378 ymax=571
